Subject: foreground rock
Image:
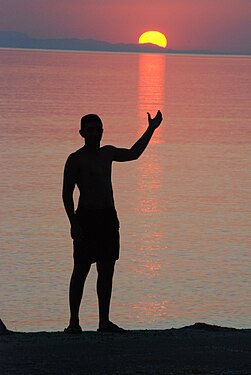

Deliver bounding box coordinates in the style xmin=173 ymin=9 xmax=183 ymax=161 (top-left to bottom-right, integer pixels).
xmin=0 ymin=319 xmax=12 ymax=335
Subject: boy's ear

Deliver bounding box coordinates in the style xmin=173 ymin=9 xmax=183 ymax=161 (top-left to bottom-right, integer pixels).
xmin=79 ymin=129 xmax=84 ymax=137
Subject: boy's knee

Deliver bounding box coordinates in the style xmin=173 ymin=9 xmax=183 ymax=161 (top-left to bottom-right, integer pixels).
xmin=96 ymin=261 xmax=115 ymax=276
xmin=73 ymin=262 xmax=91 ymax=276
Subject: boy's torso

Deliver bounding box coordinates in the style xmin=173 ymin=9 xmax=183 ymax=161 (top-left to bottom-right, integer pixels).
xmin=73 ymin=146 xmax=115 ymax=209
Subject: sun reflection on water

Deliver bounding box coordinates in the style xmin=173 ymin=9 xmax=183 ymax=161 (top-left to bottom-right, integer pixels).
xmin=138 ymin=53 xmax=166 ymax=144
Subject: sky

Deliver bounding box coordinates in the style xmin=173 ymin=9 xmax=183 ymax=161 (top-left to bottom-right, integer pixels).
xmin=0 ymin=0 xmax=251 ymax=53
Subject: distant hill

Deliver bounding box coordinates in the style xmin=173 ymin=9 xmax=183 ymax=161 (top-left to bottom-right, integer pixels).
xmin=0 ymin=31 xmax=249 ymax=55
xmin=0 ymin=31 xmax=165 ymax=53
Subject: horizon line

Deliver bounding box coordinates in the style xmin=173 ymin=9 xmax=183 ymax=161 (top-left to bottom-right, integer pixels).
xmin=0 ymin=46 xmax=250 ymax=58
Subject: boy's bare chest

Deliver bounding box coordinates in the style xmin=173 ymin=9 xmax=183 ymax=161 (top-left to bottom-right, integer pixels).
xmin=77 ymin=154 xmax=112 ymax=179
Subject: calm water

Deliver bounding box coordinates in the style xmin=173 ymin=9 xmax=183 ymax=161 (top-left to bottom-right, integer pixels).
xmin=0 ymin=49 xmax=250 ymax=331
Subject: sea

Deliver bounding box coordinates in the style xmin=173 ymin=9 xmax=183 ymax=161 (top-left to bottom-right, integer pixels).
xmin=0 ymin=49 xmax=250 ymax=332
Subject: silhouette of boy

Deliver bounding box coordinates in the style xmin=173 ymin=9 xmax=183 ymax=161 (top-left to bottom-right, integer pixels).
xmin=63 ymin=111 xmax=163 ymax=333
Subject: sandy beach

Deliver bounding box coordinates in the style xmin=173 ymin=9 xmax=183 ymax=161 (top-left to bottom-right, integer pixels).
xmin=1 ymin=322 xmax=251 ymax=375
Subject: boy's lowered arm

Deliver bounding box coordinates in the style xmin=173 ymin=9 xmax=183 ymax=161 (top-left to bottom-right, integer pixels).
xmin=62 ymin=155 xmax=77 ymax=225
xmin=113 ymin=111 xmax=163 ymax=162
xmin=62 ymin=155 xmax=84 ymax=240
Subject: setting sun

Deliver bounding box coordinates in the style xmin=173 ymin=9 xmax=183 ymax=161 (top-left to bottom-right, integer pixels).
xmin=138 ymin=31 xmax=167 ymax=48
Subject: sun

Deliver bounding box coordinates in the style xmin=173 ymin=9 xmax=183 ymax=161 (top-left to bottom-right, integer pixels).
xmin=138 ymin=31 xmax=167 ymax=48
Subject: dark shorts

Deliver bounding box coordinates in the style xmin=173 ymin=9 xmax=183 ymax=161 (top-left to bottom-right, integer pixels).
xmin=73 ymin=207 xmax=120 ymax=264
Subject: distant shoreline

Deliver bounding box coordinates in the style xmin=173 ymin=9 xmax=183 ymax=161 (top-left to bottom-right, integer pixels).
xmin=1 ymin=46 xmax=251 ymax=58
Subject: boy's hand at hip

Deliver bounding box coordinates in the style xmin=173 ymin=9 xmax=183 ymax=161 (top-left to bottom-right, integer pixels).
xmin=70 ymin=221 xmax=84 ymax=240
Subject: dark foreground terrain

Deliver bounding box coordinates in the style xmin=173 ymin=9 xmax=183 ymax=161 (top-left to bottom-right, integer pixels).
xmin=1 ymin=322 xmax=251 ymax=374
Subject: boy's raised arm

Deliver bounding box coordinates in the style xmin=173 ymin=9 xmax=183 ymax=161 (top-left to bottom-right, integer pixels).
xmin=113 ymin=110 xmax=163 ymax=162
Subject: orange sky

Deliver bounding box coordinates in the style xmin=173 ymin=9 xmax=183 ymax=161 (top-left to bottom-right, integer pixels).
xmin=0 ymin=0 xmax=251 ymax=53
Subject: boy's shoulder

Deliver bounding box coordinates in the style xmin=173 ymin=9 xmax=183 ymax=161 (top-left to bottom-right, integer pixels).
xmin=68 ymin=149 xmax=81 ymax=158
xmin=67 ymin=145 xmax=116 ymax=159
xmin=101 ymin=145 xmax=116 ymax=152
xmin=65 ymin=148 xmax=83 ymax=165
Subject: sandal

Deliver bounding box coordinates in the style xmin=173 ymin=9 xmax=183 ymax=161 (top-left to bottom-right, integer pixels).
xmin=97 ymin=322 xmax=126 ymax=333
xmin=64 ymin=325 xmax=83 ymax=334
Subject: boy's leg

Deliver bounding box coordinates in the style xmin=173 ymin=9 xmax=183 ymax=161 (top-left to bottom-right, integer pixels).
xmin=96 ymin=260 xmax=115 ymax=327
xmin=68 ymin=262 xmax=91 ymax=328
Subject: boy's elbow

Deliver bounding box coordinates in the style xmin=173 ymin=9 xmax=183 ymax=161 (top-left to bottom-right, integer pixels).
xmin=62 ymin=188 xmax=72 ymax=204
xmin=129 ymin=148 xmax=140 ymax=160
xmin=133 ymin=154 xmax=140 ymax=160
xmin=62 ymin=192 xmax=67 ymax=206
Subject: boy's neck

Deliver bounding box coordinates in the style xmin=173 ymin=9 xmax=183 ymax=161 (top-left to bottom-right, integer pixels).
xmin=84 ymin=143 xmax=101 ymax=152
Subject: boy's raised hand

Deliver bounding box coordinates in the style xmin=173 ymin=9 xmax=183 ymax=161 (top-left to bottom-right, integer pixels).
xmin=147 ymin=110 xmax=163 ymax=130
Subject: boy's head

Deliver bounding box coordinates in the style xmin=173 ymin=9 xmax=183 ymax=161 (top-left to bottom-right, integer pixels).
xmin=79 ymin=114 xmax=103 ymax=145
xmin=80 ymin=114 xmax=103 ymax=131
